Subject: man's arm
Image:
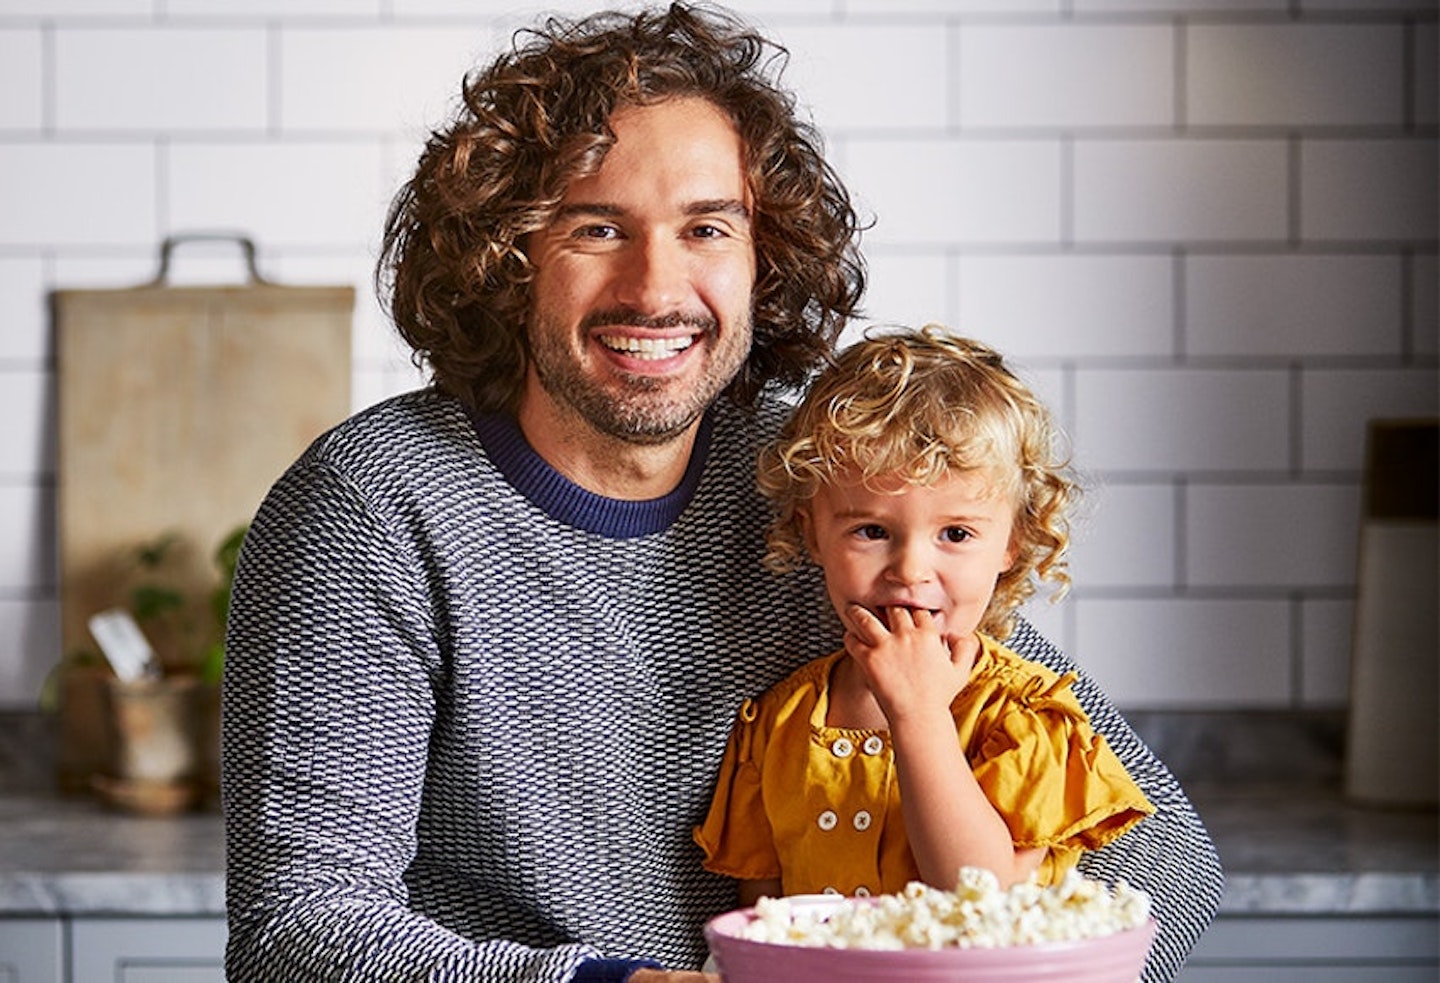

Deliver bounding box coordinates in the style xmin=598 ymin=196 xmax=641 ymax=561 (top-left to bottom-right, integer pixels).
xmin=1004 ymin=618 xmax=1224 ymax=983
xmin=221 ymin=457 xmax=597 ymax=982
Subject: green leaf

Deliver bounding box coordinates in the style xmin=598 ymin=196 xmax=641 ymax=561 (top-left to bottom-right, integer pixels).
xmin=214 ymin=525 xmax=247 ymax=580
xmin=136 ymin=531 xmax=181 ymax=569
xmin=199 ymin=641 xmax=226 ymax=685
xmin=131 ymin=584 xmax=184 ymax=622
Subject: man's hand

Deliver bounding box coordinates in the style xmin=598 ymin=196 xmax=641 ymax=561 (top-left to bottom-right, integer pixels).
xmin=627 ymin=971 xmax=720 ymax=983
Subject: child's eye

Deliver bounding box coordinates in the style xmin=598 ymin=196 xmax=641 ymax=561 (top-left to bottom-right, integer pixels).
xmin=942 ymin=527 xmax=972 ymax=543
xmin=855 ymin=524 xmax=888 ymax=541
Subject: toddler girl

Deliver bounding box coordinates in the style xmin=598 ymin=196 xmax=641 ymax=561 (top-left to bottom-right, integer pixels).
xmin=694 ymin=327 xmax=1153 ymax=905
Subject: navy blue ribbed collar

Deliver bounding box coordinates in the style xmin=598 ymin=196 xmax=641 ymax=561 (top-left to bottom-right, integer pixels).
xmin=470 ymin=410 xmax=714 ymax=539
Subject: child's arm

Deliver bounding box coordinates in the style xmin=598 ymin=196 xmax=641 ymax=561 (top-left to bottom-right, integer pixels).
xmin=737 ymin=878 xmax=784 ymax=907
xmin=887 ymin=688 xmax=1047 ymax=888
xmin=844 ymin=604 xmax=1045 ymax=889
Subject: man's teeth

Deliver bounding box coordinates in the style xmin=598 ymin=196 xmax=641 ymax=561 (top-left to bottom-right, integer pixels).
xmin=600 ymin=335 xmax=695 ymax=360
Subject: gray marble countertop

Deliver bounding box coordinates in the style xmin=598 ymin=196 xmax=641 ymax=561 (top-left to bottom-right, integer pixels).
xmin=1187 ymin=781 xmax=1438 ymax=915
xmin=0 ymin=791 xmax=225 ymax=916
xmin=0 ymin=782 xmax=1434 ymax=918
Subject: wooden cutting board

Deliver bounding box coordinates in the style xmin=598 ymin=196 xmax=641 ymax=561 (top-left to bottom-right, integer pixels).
xmin=52 ymin=237 xmax=354 ymax=788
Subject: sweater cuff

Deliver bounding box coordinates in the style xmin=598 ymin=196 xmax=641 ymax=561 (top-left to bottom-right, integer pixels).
xmin=571 ymin=957 xmax=666 ymax=983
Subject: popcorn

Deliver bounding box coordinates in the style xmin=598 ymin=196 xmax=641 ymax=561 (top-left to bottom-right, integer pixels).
xmin=742 ymin=868 xmax=1151 ymax=951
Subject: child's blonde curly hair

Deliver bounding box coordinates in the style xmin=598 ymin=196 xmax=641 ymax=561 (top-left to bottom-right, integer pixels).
xmin=757 ymin=326 xmax=1079 ymax=638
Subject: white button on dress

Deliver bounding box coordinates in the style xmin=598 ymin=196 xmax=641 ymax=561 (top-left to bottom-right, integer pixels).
xmin=817 ymin=809 xmax=839 ymax=831
xmin=852 ymin=809 xmax=873 ymax=831
xmin=831 ymin=737 xmax=854 ymax=758
xmin=862 ymin=735 xmax=884 ymax=756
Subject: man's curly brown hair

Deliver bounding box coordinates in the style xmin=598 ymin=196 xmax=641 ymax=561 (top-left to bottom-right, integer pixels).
xmin=757 ymin=327 xmax=1079 ymax=639
xmin=377 ymin=3 xmax=867 ymax=415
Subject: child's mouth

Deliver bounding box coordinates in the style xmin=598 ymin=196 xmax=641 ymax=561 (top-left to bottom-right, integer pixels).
xmin=876 ymin=604 xmax=943 ymax=624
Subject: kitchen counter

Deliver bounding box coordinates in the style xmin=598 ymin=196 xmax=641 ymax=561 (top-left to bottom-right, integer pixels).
xmin=1188 ymin=781 xmax=1438 ymax=915
xmin=0 ymin=791 xmax=224 ymax=916
xmin=0 ymin=782 xmax=1434 ymax=918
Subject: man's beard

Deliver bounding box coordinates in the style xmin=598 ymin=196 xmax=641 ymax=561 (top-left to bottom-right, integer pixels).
xmin=527 ymin=310 xmax=751 ymax=446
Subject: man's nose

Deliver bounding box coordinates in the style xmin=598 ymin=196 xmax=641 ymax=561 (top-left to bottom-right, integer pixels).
xmin=614 ymin=237 xmax=686 ymax=313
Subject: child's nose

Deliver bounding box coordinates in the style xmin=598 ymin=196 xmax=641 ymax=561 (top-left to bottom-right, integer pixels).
xmin=886 ymin=542 xmax=934 ymax=586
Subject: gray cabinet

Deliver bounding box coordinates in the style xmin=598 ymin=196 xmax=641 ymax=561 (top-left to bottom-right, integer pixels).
xmin=1180 ymin=914 xmax=1440 ymax=981
xmin=71 ymin=918 xmax=226 ymax=983
xmin=0 ymin=917 xmax=225 ymax=983
xmin=0 ymin=919 xmax=63 ymax=982
xmin=11 ymin=911 xmax=1440 ymax=980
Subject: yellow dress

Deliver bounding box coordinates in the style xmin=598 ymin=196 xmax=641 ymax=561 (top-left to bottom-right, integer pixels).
xmin=693 ymin=634 xmax=1155 ymax=898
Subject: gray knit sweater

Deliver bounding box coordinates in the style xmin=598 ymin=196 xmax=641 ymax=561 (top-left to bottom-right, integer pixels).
xmin=221 ymin=388 xmax=1221 ymax=982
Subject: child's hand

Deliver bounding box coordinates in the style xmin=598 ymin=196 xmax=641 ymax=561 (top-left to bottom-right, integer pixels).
xmin=842 ymin=604 xmax=976 ymax=725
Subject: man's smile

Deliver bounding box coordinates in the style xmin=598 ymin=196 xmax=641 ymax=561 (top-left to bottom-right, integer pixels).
xmin=597 ymin=333 xmax=698 ymax=360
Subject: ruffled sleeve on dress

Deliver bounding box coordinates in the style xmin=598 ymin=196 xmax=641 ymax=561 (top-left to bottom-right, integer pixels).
xmin=966 ymin=669 xmax=1155 ymax=865
xmin=692 ymin=699 xmax=783 ymax=881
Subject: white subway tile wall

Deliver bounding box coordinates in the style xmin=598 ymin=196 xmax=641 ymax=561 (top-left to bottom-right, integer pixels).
xmin=1184 ymin=484 xmax=1362 ymax=589
xmin=55 ymin=28 xmax=270 ymax=132
xmin=1301 ymin=367 xmax=1440 ymax=469
xmin=1302 ymin=139 xmax=1439 ymax=239
xmin=1076 ymin=597 xmax=1294 ymax=708
xmin=1076 ymin=367 xmax=1293 ymax=472
xmin=850 ymin=139 xmax=1068 ymax=245
xmin=1187 ymin=24 xmax=1406 ymax=128
xmin=1185 ymin=254 xmax=1405 ymax=358
xmin=1414 ymin=254 xmax=1438 ymax=355
xmin=957 ymin=24 xmax=1175 ymax=129
xmin=0 ymin=29 xmax=42 ymax=130
xmin=279 ymin=27 xmax=499 ymax=134
xmin=0 ymin=1 xmax=1434 ymax=709
xmin=1074 ymin=139 xmax=1292 ymax=243
xmin=1301 ymin=599 xmax=1355 ymax=706
xmin=2 ymin=145 xmax=159 ymax=246
xmin=957 ymin=255 xmax=1176 ymax=358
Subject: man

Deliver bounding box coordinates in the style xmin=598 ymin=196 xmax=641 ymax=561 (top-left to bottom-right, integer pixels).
xmin=221 ymin=6 xmax=1221 ymax=982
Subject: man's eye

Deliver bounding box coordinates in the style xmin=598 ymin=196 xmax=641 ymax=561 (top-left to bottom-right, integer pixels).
xmin=943 ymin=527 xmax=972 ymax=543
xmin=576 ymin=224 xmax=620 ymax=240
xmin=691 ymin=224 xmax=723 ymax=238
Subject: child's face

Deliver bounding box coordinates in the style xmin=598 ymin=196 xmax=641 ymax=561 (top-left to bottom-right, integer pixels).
xmin=801 ymin=468 xmax=1017 ymax=644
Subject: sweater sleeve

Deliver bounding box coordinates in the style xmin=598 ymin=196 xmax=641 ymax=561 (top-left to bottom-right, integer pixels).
xmin=221 ymin=455 xmax=596 ymax=982
xmin=1002 ymin=619 xmax=1224 ymax=983
xmin=571 ymin=958 xmax=665 ymax=982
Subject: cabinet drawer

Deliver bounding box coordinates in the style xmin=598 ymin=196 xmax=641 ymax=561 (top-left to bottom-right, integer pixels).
xmin=69 ymin=917 xmax=226 ymax=983
xmin=1182 ymin=970 xmax=1439 ymax=983
xmin=1180 ymin=914 xmax=1440 ymax=980
xmin=1190 ymin=914 xmax=1439 ymax=962
xmin=0 ymin=919 xmax=63 ymax=982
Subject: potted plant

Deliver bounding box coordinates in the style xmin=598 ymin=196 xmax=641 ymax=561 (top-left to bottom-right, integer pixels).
xmin=45 ymin=523 xmax=247 ymax=813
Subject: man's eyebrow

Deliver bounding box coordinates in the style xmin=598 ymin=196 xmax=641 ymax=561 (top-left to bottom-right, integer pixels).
xmin=687 ymin=199 xmax=751 ymax=221
xmin=551 ymin=200 xmax=751 ymax=221
xmin=553 ymin=202 xmax=623 ymax=220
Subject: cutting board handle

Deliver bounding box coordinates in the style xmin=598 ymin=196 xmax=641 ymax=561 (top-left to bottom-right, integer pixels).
xmin=147 ymin=233 xmax=270 ymax=286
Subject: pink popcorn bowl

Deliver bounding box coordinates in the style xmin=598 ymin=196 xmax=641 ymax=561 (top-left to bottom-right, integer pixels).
xmin=703 ymin=903 xmax=1158 ymax=983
